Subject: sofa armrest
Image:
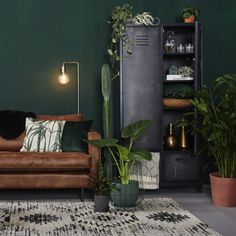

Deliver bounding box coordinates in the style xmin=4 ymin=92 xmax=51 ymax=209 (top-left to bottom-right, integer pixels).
xmin=87 ymin=131 xmax=101 ymax=177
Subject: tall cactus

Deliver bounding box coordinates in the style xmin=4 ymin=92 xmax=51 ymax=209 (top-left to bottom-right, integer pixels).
xmin=101 ymin=64 xmax=112 ymax=138
xmin=101 ymin=64 xmax=113 ymax=179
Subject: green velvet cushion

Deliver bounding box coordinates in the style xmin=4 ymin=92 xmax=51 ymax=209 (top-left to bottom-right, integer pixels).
xmin=61 ymin=120 xmax=93 ymax=152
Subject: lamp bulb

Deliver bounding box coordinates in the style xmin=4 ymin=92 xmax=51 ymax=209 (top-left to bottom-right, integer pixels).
xmin=58 ymin=73 xmax=70 ymax=85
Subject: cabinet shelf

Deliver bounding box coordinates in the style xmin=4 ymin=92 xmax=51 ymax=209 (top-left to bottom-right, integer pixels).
xmin=163 ymin=52 xmax=194 ymax=56
xmin=163 ymin=106 xmax=193 ymax=111
xmin=162 ymin=149 xmax=192 ymax=153
xmin=163 ymin=79 xmax=194 ymax=84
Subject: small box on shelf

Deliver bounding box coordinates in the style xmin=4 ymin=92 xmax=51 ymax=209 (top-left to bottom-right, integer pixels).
xmin=166 ymin=75 xmax=194 ymax=81
xmin=166 ymin=75 xmax=182 ymax=80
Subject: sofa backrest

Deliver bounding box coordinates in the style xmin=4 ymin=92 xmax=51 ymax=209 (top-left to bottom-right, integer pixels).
xmin=0 ymin=132 xmax=25 ymax=152
xmin=35 ymin=114 xmax=83 ymax=121
xmin=0 ymin=114 xmax=84 ymax=152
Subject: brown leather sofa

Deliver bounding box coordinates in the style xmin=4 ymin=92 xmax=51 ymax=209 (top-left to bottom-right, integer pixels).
xmin=0 ymin=114 xmax=101 ymax=199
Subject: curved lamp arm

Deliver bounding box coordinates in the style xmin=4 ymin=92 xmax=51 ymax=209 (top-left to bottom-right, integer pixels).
xmin=58 ymin=61 xmax=80 ymax=113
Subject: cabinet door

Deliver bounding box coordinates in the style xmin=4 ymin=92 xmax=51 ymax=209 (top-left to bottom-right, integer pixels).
xmin=120 ymin=26 xmax=161 ymax=151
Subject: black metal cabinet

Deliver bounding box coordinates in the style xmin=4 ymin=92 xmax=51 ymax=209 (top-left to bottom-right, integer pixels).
xmin=160 ymin=22 xmax=203 ymax=191
xmin=120 ymin=25 xmax=162 ymax=151
xmin=119 ymin=22 xmax=203 ymax=191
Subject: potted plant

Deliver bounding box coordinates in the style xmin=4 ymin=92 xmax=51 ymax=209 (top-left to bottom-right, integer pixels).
xmin=177 ymin=66 xmax=194 ymax=80
xmin=91 ymin=161 xmax=113 ymax=212
xmin=87 ymin=120 xmax=152 ymax=207
xmin=180 ymin=6 xmax=200 ymax=23
xmin=107 ymin=4 xmax=133 ymax=70
xmin=180 ymin=74 xmax=236 ymax=207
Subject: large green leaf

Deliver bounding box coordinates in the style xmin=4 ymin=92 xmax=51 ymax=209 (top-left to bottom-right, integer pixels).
xmin=121 ymin=120 xmax=152 ymax=142
xmin=115 ymin=144 xmax=129 ymax=162
xmin=86 ymin=138 xmax=118 ymax=148
xmin=128 ymin=149 xmax=152 ymax=161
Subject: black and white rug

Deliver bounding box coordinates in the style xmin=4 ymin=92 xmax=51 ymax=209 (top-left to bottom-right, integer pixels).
xmin=0 ymin=198 xmax=221 ymax=236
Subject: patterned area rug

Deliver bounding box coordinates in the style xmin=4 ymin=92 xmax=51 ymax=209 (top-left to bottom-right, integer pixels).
xmin=0 ymin=198 xmax=221 ymax=236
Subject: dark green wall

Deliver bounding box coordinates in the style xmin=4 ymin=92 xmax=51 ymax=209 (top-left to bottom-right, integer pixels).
xmin=0 ymin=0 xmax=235 ymax=131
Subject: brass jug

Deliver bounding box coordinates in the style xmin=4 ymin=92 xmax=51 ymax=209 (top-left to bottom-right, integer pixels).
xmin=166 ymin=123 xmax=177 ymax=149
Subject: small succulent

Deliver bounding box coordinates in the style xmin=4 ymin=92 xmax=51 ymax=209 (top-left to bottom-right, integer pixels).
xmin=178 ymin=66 xmax=194 ymax=78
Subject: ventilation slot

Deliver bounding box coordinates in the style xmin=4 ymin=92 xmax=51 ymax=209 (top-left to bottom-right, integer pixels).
xmin=134 ymin=35 xmax=150 ymax=46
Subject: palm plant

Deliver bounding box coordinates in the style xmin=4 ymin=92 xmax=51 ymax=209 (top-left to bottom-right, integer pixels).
xmin=87 ymin=120 xmax=152 ymax=184
xmin=181 ymin=74 xmax=236 ymax=178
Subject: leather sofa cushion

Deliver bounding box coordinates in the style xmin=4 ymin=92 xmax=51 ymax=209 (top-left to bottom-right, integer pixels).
xmin=0 ymin=132 xmax=25 ymax=151
xmin=0 ymin=152 xmax=90 ymax=172
xmin=36 ymin=114 xmax=83 ymax=121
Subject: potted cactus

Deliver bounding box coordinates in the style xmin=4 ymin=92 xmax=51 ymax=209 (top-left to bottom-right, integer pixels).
xmin=101 ymin=64 xmax=114 ymax=180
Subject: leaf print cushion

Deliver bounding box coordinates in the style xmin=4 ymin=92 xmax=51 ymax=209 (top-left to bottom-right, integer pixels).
xmin=20 ymin=118 xmax=65 ymax=152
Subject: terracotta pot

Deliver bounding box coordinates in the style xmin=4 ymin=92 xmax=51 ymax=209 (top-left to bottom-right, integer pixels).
xmin=210 ymin=172 xmax=236 ymax=207
xmin=184 ymin=15 xmax=195 ymax=23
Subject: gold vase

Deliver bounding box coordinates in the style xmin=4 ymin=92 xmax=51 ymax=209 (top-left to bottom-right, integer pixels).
xmin=180 ymin=125 xmax=187 ymax=149
xmin=166 ymin=123 xmax=177 ymax=149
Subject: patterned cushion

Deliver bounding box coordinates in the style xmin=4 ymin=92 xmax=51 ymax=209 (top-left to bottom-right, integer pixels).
xmin=20 ymin=118 xmax=65 ymax=152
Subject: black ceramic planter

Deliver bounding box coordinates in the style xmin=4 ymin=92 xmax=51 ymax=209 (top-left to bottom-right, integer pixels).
xmin=110 ymin=180 xmax=139 ymax=207
xmin=94 ymin=195 xmax=110 ymax=212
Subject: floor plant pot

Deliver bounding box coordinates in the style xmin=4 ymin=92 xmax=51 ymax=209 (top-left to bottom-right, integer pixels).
xmin=110 ymin=180 xmax=139 ymax=207
xmin=210 ymin=172 xmax=236 ymax=207
xmin=94 ymin=195 xmax=110 ymax=212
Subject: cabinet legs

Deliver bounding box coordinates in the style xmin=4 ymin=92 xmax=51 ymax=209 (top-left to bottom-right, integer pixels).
xmin=81 ymin=188 xmax=84 ymax=202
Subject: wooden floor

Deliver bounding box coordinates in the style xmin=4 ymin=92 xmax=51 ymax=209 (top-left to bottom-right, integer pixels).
xmin=0 ymin=186 xmax=235 ymax=236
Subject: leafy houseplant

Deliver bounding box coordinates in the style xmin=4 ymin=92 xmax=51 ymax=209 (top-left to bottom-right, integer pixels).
xmin=107 ymin=5 xmax=157 ymax=75
xmin=180 ymin=6 xmax=200 ymax=23
xmin=107 ymin=3 xmax=133 ymax=73
xmin=177 ymin=66 xmax=194 ymax=79
xmin=180 ymin=74 xmax=236 ymax=206
xmin=91 ymin=161 xmax=113 ymax=212
xmin=88 ymin=120 xmax=152 ymax=184
xmin=87 ymin=120 xmax=152 ymax=207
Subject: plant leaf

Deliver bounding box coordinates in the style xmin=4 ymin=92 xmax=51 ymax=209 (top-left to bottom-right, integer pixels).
xmin=115 ymin=144 xmax=129 ymax=162
xmin=121 ymin=120 xmax=152 ymax=142
xmin=128 ymin=149 xmax=152 ymax=161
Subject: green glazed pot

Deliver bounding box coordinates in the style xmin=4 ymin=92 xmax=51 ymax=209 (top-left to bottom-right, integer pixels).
xmin=110 ymin=180 xmax=139 ymax=207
